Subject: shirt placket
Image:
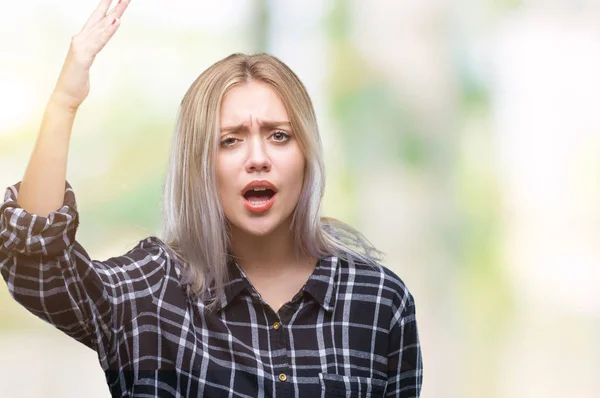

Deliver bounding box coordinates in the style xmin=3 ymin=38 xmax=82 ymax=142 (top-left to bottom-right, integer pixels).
xmin=256 ymin=298 xmax=300 ymax=398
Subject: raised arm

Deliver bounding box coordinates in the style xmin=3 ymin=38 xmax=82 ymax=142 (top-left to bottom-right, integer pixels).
xmin=18 ymin=0 xmax=130 ymax=217
xmin=0 ymin=0 xmax=142 ymax=350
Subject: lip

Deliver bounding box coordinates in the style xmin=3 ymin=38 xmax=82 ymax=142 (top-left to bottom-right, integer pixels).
xmin=241 ymin=180 xmax=278 ymax=195
xmin=243 ymin=193 xmax=277 ymax=214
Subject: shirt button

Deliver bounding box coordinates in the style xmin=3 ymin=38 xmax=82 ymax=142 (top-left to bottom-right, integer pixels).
xmin=278 ymin=373 xmax=287 ymax=382
xmin=273 ymin=322 xmax=281 ymax=330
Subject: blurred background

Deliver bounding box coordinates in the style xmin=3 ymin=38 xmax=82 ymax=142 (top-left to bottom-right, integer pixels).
xmin=1 ymin=0 xmax=599 ymax=397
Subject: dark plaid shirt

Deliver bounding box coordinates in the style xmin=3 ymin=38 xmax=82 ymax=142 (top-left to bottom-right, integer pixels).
xmin=0 ymin=181 xmax=422 ymax=397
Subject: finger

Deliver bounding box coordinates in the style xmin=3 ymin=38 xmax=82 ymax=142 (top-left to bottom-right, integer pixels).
xmin=92 ymin=15 xmax=122 ymax=54
xmin=103 ymin=17 xmax=121 ymax=43
xmin=105 ymin=0 xmax=131 ymax=23
xmin=100 ymin=7 xmax=123 ymax=32
xmin=84 ymin=0 xmax=114 ymax=28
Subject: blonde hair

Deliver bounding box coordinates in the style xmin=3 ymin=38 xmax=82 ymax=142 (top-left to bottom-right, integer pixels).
xmin=160 ymin=53 xmax=383 ymax=311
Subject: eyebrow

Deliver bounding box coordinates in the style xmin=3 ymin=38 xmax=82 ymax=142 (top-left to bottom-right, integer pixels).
xmin=220 ymin=120 xmax=292 ymax=134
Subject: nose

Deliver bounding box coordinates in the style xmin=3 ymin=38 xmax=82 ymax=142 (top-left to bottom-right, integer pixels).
xmin=245 ymin=133 xmax=271 ymax=173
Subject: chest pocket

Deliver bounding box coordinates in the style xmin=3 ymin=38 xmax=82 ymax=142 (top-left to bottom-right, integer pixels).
xmin=318 ymin=373 xmax=388 ymax=397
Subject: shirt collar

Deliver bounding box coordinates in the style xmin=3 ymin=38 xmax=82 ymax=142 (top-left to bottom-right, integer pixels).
xmin=301 ymin=256 xmax=339 ymax=312
xmin=211 ymin=259 xmax=251 ymax=312
xmin=213 ymin=255 xmax=340 ymax=313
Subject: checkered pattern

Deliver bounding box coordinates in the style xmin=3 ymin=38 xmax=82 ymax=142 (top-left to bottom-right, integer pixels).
xmin=0 ymin=181 xmax=422 ymax=397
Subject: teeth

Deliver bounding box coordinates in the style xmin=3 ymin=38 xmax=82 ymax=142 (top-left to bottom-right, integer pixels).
xmin=248 ymin=199 xmax=269 ymax=205
xmin=251 ymin=187 xmax=268 ymax=191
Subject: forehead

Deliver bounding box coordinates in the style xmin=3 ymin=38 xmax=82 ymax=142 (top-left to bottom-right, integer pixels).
xmin=220 ymin=81 xmax=289 ymax=125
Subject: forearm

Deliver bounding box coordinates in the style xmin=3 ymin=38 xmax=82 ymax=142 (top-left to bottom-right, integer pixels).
xmin=17 ymin=95 xmax=76 ymax=217
xmin=16 ymin=0 xmax=128 ymax=218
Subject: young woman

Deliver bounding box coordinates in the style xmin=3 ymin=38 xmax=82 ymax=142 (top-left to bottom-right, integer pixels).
xmin=0 ymin=1 xmax=422 ymax=397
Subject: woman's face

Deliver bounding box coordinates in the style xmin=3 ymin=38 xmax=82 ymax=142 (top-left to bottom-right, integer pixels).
xmin=216 ymin=80 xmax=305 ymax=239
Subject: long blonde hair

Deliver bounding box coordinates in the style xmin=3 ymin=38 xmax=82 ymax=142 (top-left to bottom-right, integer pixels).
xmin=160 ymin=53 xmax=383 ymax=311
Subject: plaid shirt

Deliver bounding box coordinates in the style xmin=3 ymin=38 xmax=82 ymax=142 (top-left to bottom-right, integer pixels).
xmin=0 ymin=181 xmax=423 ymax=397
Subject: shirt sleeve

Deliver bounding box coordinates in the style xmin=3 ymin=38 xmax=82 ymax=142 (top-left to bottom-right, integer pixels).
xmin=0 ymin=181 xmax=167 ymax=355
xmin=386 ymin=290 xmax=423 ymax=397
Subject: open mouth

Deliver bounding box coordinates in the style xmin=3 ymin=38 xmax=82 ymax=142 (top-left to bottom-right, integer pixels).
xmin=243 ymin=189 xmax=275 ymax=205
xmin=242 ymin=189 xmax=276 ymax=213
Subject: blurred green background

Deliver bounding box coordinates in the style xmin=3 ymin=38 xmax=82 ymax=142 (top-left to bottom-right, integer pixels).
xmin=1 ymin=1 xmax=599 ymax=397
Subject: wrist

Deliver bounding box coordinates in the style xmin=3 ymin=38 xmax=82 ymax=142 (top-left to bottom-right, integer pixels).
xmin=48 ymin=92 xmax=81 ymax=114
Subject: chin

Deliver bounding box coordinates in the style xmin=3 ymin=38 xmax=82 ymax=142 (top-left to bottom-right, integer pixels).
xmin=228 ymin=206 xmax=293 ymax=239
xmin=241 ymin=221 xmax=280 ymax=237
xmin=226 ymin=215 xmax=277 ymax=237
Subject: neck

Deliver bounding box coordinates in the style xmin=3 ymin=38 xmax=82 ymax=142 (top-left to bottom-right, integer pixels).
xmin=229 ymin=219 xmax=303 ymax=276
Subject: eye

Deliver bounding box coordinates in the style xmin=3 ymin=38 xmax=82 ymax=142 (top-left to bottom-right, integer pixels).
xmin=271 ymin=131 xmax=291 ymax=143
xmin=220 ymin=137 xmax=239 ymax=147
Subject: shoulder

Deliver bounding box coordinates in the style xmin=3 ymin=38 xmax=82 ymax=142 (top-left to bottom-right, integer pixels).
xmin=337 ymin=255 xmax=416 ymax=314
xmin=95 ymin=236 xmax=182 ymax=281
xmin=98 ymin=236 xmax=168 ymax=264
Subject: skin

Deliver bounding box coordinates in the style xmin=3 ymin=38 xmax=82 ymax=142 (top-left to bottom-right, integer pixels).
xmin=216 ymin=81 xmax=317 ymax=310
xmin=17 ymin=0 xmax=310 ymax=312
xmin=17 ymin=0 xmax=130 ymax=217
